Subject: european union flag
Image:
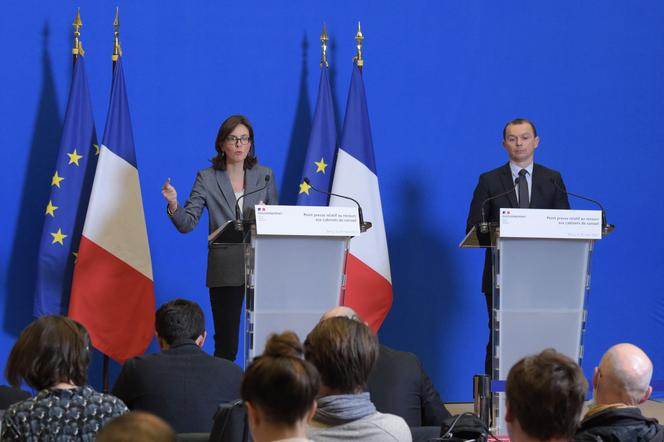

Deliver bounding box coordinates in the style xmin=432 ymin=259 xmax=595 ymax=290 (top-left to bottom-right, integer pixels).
xmin=34 ymin=56 xmax=98 ymax=316
xmin=296 ymin=64 xmax=337 ymax=205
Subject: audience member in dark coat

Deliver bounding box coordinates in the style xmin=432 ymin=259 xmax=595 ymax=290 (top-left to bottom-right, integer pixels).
xmin=112 ymin=299 xmax=243 ymax=433
xmin=324 ymin=306 xmax=451 ymax=427
xmin=0 ymin=386 xmax=30 ymax=410
xmin=368 ymin=345 xmax=451 ymax=427
xmin=575 ymin=406 xmax=663 ymax=442
xmin=574 ymin=343 xmax=663 ymax=442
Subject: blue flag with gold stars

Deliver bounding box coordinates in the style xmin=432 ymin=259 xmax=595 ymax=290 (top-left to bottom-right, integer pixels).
xmin=296 ymin=64 xmax=337 ymax=205
xmin=34 ymin=56 xmax=98 ymax=316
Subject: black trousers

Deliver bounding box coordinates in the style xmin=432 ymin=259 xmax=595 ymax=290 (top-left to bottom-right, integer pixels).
xmin=484 ymin=292 xmax=492 ymax=376
xmin=209 ymin=285 xmax=245 ymax=361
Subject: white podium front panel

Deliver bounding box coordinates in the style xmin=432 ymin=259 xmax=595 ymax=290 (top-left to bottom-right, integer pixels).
xmin=246 ymin=234 xmax=348 ymax=361
xmin=492 ymin=236 xmax=592 ymax=435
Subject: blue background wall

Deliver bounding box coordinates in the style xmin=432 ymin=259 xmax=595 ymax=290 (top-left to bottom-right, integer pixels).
xmin=1 ymin=1 xmax=663 ymax=401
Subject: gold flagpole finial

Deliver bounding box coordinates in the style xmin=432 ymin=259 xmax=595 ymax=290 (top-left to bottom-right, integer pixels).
xmin=112 ymin=7 xmax=122 ymax=61
xmin=353 ymin=21 xmax=364 ymax=70
xmin=72 ymin=8 xmax=84 ymax=56
xmin=320 ymin=23 xmax=329 ymax=68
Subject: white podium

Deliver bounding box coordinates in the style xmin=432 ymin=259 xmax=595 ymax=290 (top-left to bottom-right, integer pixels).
xmin=243 ymin=205 xmax=361 ymax=363
xmin=463 ymin=208 xmax=605 ymax=435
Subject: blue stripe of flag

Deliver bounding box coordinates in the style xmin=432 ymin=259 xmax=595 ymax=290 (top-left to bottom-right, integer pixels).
xmin=339 ymin=65 xmax=377 ymax=175
xmin=102 ymin=58 xmax=137 ymax=168
xmin=34 ymin=57 xmax=98 ymax=316
xmin=296 ymin=66 xmax=337 ymax=205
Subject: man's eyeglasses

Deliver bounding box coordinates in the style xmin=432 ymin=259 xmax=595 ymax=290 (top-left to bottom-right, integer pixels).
xmin=226 ymin=135 xmax=251 ymax=145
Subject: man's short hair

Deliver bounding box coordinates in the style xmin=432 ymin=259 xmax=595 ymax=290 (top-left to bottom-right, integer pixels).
xmin=96 ymin=411 xmax=176 ymax=442
xmin=304 ymin=316 xmax=378 ymax=393
xmin=506 ymin=349 xmax=587 ymax=440
xmin=503 ymin=118 xmax=537 ymax=140
xmin=155 ymin=299 xmax=205 ymax=345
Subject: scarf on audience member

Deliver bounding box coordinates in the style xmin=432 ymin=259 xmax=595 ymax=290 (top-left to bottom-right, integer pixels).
xmin=314 ymin=393 xmax=377 ymax=426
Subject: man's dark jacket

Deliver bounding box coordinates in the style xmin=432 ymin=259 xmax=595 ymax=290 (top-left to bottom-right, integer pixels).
xmin=466 ymin=162 xmax=570 ymax=294
xmin=367 ymin=345 xmax=451 ymax=427
xmin=574 ymin=406 xmax=664 ymax=442
xmin=112 ymin=341 xmax=243 ymax=433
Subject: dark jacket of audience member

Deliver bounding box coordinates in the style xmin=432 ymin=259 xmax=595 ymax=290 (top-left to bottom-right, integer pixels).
xmin=1 ymin=316 xmax=128 ymax=440
xmin=112 ymin=299 xmax=243 ymax=433
xmin=0 ymin=386 xmax=30 ymax=410
xmin=574 ymin=406 xmax=664 ymax=442
xmin=368 ymin=345 xmax=451 ymax=427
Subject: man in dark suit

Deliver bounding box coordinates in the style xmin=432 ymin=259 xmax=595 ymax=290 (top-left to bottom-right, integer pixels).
xmin=323 ymin=306 xmax=451 ymax=427
xmin=112 ymin=299 xmax=243 ymax=434
xmin=466 ymin=118 xmax=570 ymax=374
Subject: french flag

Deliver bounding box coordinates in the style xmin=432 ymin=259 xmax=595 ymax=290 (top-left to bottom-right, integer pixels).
xmin=70 ymin=58 xmax=155 ymax=363
xmin=330 ymin=64 xmax=392 ymax=331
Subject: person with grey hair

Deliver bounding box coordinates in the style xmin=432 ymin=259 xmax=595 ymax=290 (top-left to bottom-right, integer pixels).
xmin=574 ymin=343 xmax=663 ymax=441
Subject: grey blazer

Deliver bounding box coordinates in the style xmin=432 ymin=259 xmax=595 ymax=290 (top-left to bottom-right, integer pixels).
xmin=169 ymin=165 xmax=278 ymax=287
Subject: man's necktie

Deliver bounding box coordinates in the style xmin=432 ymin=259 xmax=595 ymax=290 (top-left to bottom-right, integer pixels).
xmin=518 ymin=169 xmax=529 ymax=208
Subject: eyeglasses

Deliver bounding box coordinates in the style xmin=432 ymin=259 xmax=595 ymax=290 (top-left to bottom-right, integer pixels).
xmin=226 ymin=135 xmax=251 ymax=145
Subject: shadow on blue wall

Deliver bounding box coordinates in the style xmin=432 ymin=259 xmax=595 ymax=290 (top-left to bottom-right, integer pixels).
xmin=279 ymin=34 xmax=312 ymax=205
xmin=4 ymin=23 xmax=62 ymax=338
xmin=327 ymin=35 xmax=342 ymax=136
xmin=379 ymin=175 xmax=464 ymax=395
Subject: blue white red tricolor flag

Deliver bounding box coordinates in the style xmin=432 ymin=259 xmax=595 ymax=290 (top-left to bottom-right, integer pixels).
xmin=70 ymin=58 xmax=155 ymax=362
xmin=330 ymin=64 xmax=392 ymax=331
xmin=34 ymin=56 xmax=98 ymax=317
xmin=297 ymin=64 xmax=337 ymax=205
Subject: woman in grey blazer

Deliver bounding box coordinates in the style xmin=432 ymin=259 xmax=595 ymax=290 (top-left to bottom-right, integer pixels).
xmin=162 ymin=115 xmax=278 ymax=361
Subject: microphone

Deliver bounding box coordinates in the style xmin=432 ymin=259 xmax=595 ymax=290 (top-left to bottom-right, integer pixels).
xmin=303 ymin=177 xmax=372 ymax=232
xmin=235 ymin=175 xmax=271 ymax=231
xmin=550 ymin=179 xmax=614 ymax=234
xmin=478 ymin=177 xmax=520 ymax=234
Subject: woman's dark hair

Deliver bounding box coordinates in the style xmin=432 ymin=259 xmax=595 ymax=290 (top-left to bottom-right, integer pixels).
xmin=5 ymin=315 xmax=91 ymax=390
xmin=304 ymin=317 xmax=378 ymax=394
xmin=211 ymin=114 xmax=258 ymax=170
xmin=241 ymin=331 xmax=320 ymax=425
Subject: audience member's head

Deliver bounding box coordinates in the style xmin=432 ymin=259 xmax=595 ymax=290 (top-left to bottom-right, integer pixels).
xmin=5 ymin=315 xmax=90 ymax=391
xmin=505 ymin=349 xmax=587 ymax=442
xmin=321 ymin=305 xmax=361 ymax=322
xmin=593 ymin=342 xmax=653 ymax=406
xmin=155 ymin=298 xmax=206 ymax=349
xmin=305 ymin=316 xmax=379 ymax=395
xmin=242 ymin=331 xmax=320 ymax=442
xmin=96 ymin=411 xmax=176 ymax=442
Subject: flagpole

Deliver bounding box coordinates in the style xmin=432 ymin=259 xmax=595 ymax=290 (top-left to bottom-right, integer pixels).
xmin=101 ymin=7 xmax=123 ymax=394
xmin=321 ymin=23 xmax=329 ymax=68
xmin=353 ymin=22 xmax=364 ymax=73
xmin=72 ymin=8 xmax=84 ymax=63
xmin=112 ymin=7 xmax=122 ymax=64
